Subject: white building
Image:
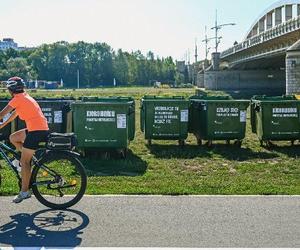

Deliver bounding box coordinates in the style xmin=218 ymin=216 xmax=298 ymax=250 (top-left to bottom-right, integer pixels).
xmin=0 ymin=38 xmax=18 ymax=50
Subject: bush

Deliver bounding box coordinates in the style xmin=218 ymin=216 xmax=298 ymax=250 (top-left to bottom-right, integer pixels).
xmin=177 ymin=83 xmax=194 ymax=88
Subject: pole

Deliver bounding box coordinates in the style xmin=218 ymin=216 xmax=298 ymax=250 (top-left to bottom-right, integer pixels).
xmin=205 ymin=26 xmax=208 ymax=60
xmin=215 ymin=10 xmax=218 ymax=53
xmin=77 ymin=69 xmax=80 ymax=89
xmin=211 ymin=9 xmax=236 ymax=53
xmin=195 ymin=38 xmax=198 ymax=63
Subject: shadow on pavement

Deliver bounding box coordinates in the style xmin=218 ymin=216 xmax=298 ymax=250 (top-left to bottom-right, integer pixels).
xmin=0 ymin=209 xmax=89 ymax=247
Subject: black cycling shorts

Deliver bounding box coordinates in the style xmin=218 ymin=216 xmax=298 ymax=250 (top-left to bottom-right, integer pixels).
xmin=23 ymin=130 xmax=50 ymax=150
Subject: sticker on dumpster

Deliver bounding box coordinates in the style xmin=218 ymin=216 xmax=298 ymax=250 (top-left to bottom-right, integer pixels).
xmin=42 ymin=108 xmax=53 ymax=124
xmin=272 ymin=107 xmax=298 ymax=118
xmin=54 ymin=111 xmax=63 ymax=124
xmin=240 ymin=111 xmax=246 ymax=123
xmin=86 ymin=110 xmax=116 ymax=122
xmin=154 ymin=106 xmax=179 ymax=124
xmin=216 ymin=107 xmax=239 ymax=117
xmin=180 ymin=110 xmax=188 ymax=122
xmin=117 ymin=114 xmax=126 ymax=129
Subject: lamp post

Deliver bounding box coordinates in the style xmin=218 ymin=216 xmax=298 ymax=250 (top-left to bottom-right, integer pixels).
xmin=65 ymin=56 xmax=80 ymax=89
xmin=76 ymin=69 xmax=80 ymax=89
xmin=211 ymin=10 xmax=236 ymax=53
xmin=202 ymin=26 xmax=215 ymax=60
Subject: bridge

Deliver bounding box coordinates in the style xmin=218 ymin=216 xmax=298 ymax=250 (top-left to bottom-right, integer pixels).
xmin=202 ymin=0 xmax=300 ymax=96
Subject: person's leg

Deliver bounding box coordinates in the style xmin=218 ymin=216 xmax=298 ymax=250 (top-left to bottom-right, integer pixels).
xmin=20 ymin=147 xmax=35 ymax=192
xmin=9 ymin=129 xmax=27 ymax=151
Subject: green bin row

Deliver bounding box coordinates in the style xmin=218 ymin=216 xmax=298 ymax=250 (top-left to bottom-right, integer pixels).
xmin=1 ymin=93 xmax=300 ymax=154
xmin=140 ymin=95 xmax=249 ymax=147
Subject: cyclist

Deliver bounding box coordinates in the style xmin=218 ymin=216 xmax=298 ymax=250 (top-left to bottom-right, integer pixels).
xmin=0 ymin=77 xmax=49 ymax=203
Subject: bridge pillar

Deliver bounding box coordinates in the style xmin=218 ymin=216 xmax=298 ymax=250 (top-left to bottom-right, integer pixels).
xmin=211 ymin=52 xmax=220 ymax=71
xmin=286 ymin=40 xmax=300 ymax=95
xmin=298 ymin=4 xmax=300 ymax=16
xmin=275 ymin=7 xmax=282 ymax=25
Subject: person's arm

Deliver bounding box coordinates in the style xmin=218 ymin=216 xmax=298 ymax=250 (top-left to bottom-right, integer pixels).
xmin=0 ymin=105 xmax=14 ymax=120
xmin=0 ymin=111 xmax=18 ymax=130
xmin=0 ymin=106 xmax=16 ymax=130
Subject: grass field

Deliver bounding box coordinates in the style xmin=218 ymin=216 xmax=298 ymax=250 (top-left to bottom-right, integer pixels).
xmin=0 ymin=87 xmax=299 ymax=195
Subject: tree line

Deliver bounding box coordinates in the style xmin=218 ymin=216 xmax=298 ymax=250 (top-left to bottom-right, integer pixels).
xmin=0 ymin=41 xmax=178 ymax=88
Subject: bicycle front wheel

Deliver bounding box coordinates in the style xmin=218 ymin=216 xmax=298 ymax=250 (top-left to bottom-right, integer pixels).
xmin=31 ymin=151 xmax=87 ymax=209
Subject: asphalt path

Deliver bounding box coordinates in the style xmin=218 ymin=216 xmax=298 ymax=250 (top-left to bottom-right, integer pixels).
xmin=0 ymin=195 xmax=299 ymax=248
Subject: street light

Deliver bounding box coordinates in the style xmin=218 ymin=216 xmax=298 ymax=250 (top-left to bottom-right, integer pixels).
xmin=211 ymin=10 xmax=236 ymax=53
xmin=202 ymin=26 xmax=215 ymax=60
xmin=65 ymin=56 xmax=80 ymax=89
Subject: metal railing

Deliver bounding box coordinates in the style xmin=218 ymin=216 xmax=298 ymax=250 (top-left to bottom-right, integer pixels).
xmin=221 ymin=15 xmax=300 ymax=59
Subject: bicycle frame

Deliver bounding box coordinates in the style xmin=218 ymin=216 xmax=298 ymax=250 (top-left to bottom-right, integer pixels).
xmin=0 ymin=141 xmax=62 ymax=189
xmin=0 ymin=140 xmax=81 ymax=193
xmin=0 ymin=141 xmax=21 ymax=182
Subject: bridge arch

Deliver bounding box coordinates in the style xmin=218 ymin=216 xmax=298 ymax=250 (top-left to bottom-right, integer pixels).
xmin=246 ymin=0 xmax=300 ymax=39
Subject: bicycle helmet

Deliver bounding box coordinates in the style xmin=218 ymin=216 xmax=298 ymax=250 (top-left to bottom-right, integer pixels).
xmin=6 ymin=77 xmax=25 ymax=94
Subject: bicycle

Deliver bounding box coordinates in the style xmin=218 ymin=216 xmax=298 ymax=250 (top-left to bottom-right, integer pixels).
xmin=0 ymin=133 xmax=87 ymax=209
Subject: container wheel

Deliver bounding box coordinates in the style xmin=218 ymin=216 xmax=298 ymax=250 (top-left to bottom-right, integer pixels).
xmin=197 ymin=138 xmax=202 ymax=146
xmin=178 ymin=140 xmax=185 ymax=147
xmin=235 ymin=140 xmax=243 ymax=148
xmin=226 ymin=140 xmax=231 ymax=145
xmin=260 ymin=140 xmax=264 ymax=147
xmin=266 ymin=141 xmax=273 ymax=148
xmin=120 ymin=149 xmax=128 ymax=159
xmin=103 ymin=152 xmax=110 ymax=160
xmin=147 ymin=139 xmax=152 ymax=146
xmin=207 ymin=140 xmax=213 ymax=148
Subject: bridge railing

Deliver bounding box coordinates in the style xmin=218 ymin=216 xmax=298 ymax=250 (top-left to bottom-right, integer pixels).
xmin=221 ymin=15 xmax=300 ymax=59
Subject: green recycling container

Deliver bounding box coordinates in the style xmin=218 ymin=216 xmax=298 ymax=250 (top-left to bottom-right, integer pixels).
xmin=0 ymin=99 xmax=12 ymax=141
xmin=140 ymin=96 xmax=189 ymax=145
xmin=251 ymin=95 xmax=300 ymax=146
xmin=16 ymin=98 xmax=74 ymax=133
xmin=250 ymin=95 xmax=296 ymax=134
xmin=80 ymin=97 xmax=135 ymax=141
xmin=71 ymin=97 xmax=135 ymax=151
xmin=189 ymin=96 xmax=249 ymax=146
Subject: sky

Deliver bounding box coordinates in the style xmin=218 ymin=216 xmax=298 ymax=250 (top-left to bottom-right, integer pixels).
xmin=0 ymin=0 xmax=278 ymax=61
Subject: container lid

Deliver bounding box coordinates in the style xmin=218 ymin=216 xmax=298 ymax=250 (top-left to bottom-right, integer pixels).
xmin=251 ymin=95 xmax=296 ymax=101
xmin=81 ymin=96 xmax=133 ymax=102
xmin=142 ymin=95 xmax=185 ymax=100
xmin=190 ymin=95 xmax=232 ymax=101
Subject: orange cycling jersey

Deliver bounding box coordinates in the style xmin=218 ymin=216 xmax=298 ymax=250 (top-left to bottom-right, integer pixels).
xmin=8 ymin=93 xmax=49 ymax=132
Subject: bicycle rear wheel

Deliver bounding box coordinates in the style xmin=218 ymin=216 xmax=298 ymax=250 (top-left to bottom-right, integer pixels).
xmin=31 ymin=151 xmax=87 ymax=209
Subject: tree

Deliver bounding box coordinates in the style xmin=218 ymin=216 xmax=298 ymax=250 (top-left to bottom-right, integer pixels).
xmin=0 ymin=41 xmax=177 ymax=87
xmin=5 ymin=57 xmax=37 ymax=80
xmin=113 ymin=49 xmax=129 ymax=84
